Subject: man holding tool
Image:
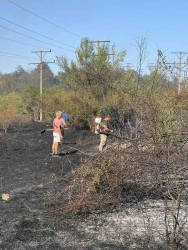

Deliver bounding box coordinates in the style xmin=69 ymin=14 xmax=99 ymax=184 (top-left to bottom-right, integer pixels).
xmin=98 ymin=115 xmax=113 ymax=152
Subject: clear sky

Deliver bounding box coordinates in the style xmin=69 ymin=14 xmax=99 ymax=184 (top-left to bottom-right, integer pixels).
xmin=0 ymin=0 xmax=188 ymax=75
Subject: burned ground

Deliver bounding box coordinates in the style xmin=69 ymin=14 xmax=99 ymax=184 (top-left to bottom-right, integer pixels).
xmin=0 ymin=122 xmax=102 ymax=250
xmin=0 ymin=122 xmax=188 ymax=250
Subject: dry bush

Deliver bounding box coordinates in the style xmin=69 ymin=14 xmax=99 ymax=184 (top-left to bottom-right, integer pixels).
xmin=57 ymin=145 xmax=164 ymax=215
xmin=41 ymin=64 xmax=188 ymax=247
xmin=53 ymin=131 xmax=188 ymax=248
xmin=54 ymin=85 xmax=188 ymax=216
xmin=53 ymin=85 xmax=188 ymax=248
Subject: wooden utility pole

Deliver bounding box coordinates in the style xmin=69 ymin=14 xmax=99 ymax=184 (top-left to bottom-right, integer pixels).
xmin=29 ymin=49 xmax=55 ymax=121
xmin=172 ymin=51 xmax=188 ymax=95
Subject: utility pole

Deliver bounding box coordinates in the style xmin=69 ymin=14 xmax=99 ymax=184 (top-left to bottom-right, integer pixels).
xmin=125 ymin=63 xmax=133 ymax=70
xmin=172 ymin=51 xmax=188 ymax=95
xmin=185 ymin=57 xmax=188 ymax=86
xmin=90 ymin=40 xmax=116 ymax=66
xmin=29 ymin=49 xmax=55 ymax=121
xmin=91 ymin=40 xmax=110 ymax=55
xmin=147 ymin=63 xmax=157 ymax=72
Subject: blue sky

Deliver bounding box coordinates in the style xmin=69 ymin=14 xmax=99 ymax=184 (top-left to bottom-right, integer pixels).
xmin=0 ymin=0 xmax=188 ymax=75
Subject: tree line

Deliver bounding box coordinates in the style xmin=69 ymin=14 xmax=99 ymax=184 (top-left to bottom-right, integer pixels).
xmin=0 ymin=37 xmax=186 ymax=132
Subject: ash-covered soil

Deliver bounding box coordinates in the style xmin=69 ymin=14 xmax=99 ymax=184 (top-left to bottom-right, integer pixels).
xmin=0 ymin=122 xmax=136 ymax=250
xmin=0 ymin=122 xmax=101 ymax=250
xmin=0 ymin=122 xmax=186 ymax=250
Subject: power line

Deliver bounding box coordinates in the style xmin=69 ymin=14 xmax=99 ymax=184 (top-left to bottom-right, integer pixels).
xmin=0 ymin=16 xmax=75 ymax=49
xmin=90 ymin=40 xmax=118 ymax=67
xmin=0 ymin=35 xmax=50 ymax=50
xmin=0 ymin=55 xmax=34 ymax=60
xmin=0 ymin=51 xmax=37 ymax=60
xmin=0 ymin=25 xmax=75 ymax=52
xmin=90 ymin=40 xmax=111 ymax=55
xmin=0 ymin=36 xmax=68 ymax=57
xmin=6 ymin=0 xmax=83 ymax=38
xmin=171 ymin=51 xmax=188 ymax=95
xmin=124 ymin=63 xmax=133 ymax=70
xmin=158 ymin=50 xmax=188 ymax=93
xmin=29 ymin=50 xmax=55 ymax=121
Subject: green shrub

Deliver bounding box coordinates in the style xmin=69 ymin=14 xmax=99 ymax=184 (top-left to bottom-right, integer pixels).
xmin=0 ymin=92 xmax=22 ymax=133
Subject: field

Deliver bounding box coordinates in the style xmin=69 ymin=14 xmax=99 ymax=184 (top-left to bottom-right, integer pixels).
xmin=0 ymin=122 xmax=188 ymax=250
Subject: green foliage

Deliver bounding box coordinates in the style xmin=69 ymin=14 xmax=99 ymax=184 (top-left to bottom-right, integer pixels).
xmin=43 ymin=87 xmax=99 ymax=128
xmin=11 ymin=65 xmax=31 ymax=91
xmin=0 ymin=74 xmax=15 ymax=94
xmin=57 ymin=38 xmax=126 ymax=101
xmin=0 ymin=92 xmax=21 ymax=133
xmin=0 ymin=64 xmax=58 ymax=93
xmin=21 ymin=84 xmax=40 ymax=121
xmin=2 ymin=38 xmax=187 ymax=142
xmin=30 ymin=62 xmax=57 ymax=87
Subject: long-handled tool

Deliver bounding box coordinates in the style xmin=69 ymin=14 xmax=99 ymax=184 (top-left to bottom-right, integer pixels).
xmin=40 ymin=128 xmax=53 ymax=134
xmin=98 ymin=131 xmax=127 ymax=139
xmin=41 ymin=127 xmax=69 ymax=134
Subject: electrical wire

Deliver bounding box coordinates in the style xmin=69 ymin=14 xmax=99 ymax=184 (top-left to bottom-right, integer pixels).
xmin=0 ymin=35 xmax=50 ymax=50
xmin=0 ymin=16 xmax=75 ymax=49
xmin=0 ymin=55 xmax=32 ymax=60
xmin=1 ymin=1 xmax=81 ymax=72
xmin=6 ymin=0 xmax=83 ymax=38
xmin=0 ymin=51 xmax=38 ymax=60
xmin=0 ymin=36 xmax=69 ymax=56
xmin=0 ymin=25 xmax=75 ymax=52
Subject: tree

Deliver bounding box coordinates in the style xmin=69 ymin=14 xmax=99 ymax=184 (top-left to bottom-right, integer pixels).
xmin=0 ymin=92 xmax=21 ymax=133
xmin=30 ymin=62 xmax=56 ymax=87
xmin=13 ymin=66 xmax=31 ymax=84
xmin=135 ymin=36 xmax=147 ymax=86
xmin=21 ymin=84 xmax=40 ymax=121
xmin=55 ymin=72 xmax=66 ymax=87
xmin=57 ymin=38 xmax=126 ymax=101
xmin=0 ymin=74 xmax=15 ymax=94
xmin=3 ymin=66 xmax=31 ymax=92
